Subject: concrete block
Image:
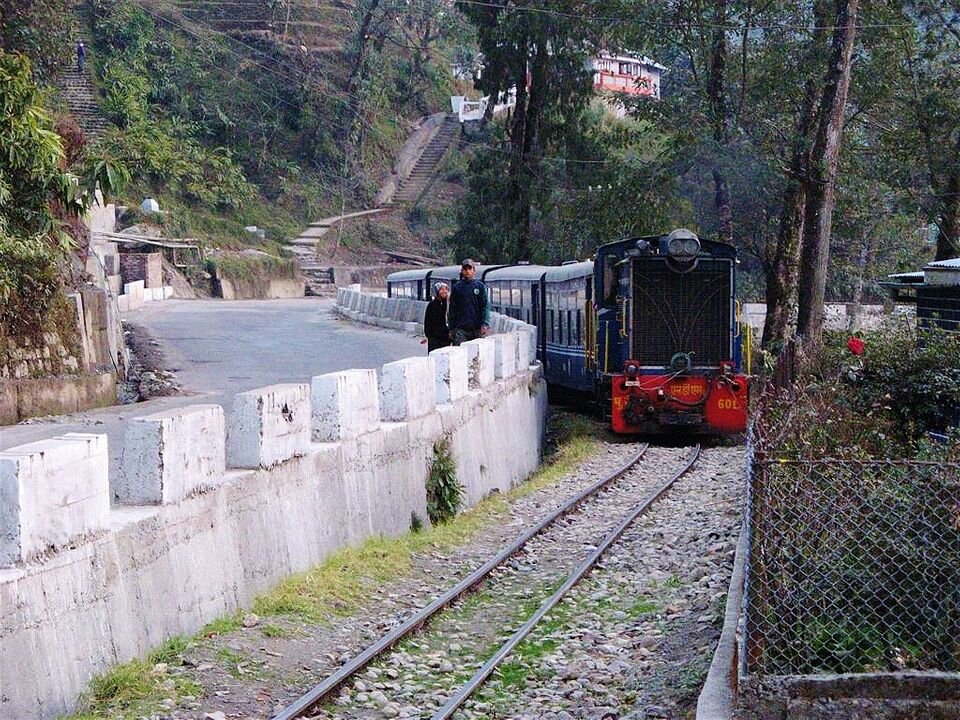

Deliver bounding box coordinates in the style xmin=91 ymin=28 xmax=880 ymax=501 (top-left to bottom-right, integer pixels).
xmin=123 ymin=280 xmax=144 ymax=307
xmin=227 ymin=383 xmax=310 ymax=469
xmin=493 ymin=333 xmax=518 ymax=379
xmin=515 ymin=329 xmax=533 ymax=368
xmin=311 ymin=369 xmax=380 ymax=441
xmin=461 ymin=338 xmax=496 ymax=388
xmin=385 ymin=298 xmax=400 ymax=320
xmin=380 ymin=356 xmax=436 ymax=421
xmin=118 ymin=405 xmax=225 ymax=505
xmin=116 ymin=294 xmax=130 ymax=313
xmin=431 ymin=346 xmax=469 ymax=404
xmin=0 ymin=433 xmax=109 ymax=566
xmin=162 ymin=286 xmax=173 ymax=300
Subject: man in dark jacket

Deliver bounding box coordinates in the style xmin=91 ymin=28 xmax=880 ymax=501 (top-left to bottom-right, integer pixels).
xmin=447 ymin=258 xmax=489 ymax=345
xmin=423 ymin=282 xmax=450 ymax=352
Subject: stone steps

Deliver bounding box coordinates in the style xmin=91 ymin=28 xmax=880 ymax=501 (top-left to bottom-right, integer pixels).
xmin=56 ymin=64 xmax=109 ymax=140
xmin=392 ymin=115 xmax=460 ymax=205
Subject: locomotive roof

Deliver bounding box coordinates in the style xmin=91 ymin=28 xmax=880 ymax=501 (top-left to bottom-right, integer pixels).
xmin=597 ymin=234 xmax=738 ymax=259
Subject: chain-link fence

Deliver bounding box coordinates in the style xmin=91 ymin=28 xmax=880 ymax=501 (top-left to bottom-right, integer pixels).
xmin=745 ymin=453 xmax=960 ymax=676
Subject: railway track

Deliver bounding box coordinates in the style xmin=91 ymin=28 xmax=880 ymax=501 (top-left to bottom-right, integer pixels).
xmin=271 ymin=443 xmax=707 ymax=720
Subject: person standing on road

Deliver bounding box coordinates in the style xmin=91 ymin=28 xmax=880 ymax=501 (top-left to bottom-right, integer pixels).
xmin=76 ymin=41 xmax=86 ymax=73
xmin=447 ymin=258 xmax=489 ymax=345
xmin=423 ymin=282 xmax=451 ymax=353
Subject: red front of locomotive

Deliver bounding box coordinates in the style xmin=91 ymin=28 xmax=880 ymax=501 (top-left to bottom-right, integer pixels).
xmin=610 ymin=361 xmax=748 ymax=434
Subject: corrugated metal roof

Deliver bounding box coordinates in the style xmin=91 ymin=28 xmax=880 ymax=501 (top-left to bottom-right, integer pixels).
xmin=927 ymin=257 xmax=960 ymax=269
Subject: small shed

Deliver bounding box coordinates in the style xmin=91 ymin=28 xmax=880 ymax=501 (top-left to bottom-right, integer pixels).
xmin=881 ymin=257 xmax=960 ymax=332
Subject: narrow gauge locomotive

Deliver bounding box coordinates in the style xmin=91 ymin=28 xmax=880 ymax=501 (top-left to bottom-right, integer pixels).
xmin=386 ymin=229 xmax=749 ymax=434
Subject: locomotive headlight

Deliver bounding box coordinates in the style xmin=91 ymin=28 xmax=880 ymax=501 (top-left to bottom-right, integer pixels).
xmin=624 ymin=363 xmax=640 ymax=378
xmin=666 ymin=228 xmax=700 ymax=261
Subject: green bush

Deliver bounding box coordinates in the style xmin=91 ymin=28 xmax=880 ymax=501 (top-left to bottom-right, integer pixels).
xmin=0 ymin=230 xmax=61 ymax=335
xmin=426 ymin=438 xmax=463 ymax=525
xmin=761 ymin=321 xmax=960 ymax=458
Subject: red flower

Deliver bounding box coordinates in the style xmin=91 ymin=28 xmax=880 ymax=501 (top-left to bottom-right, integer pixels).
xmin=847 ymin=336 xmax=865 ymax=356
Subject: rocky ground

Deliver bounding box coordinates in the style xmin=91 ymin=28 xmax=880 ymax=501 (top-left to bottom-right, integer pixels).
xmin=125 ymin=440 xmax=744 ymax=720
xmin=117 ymin=321 xmax=183 ymax=403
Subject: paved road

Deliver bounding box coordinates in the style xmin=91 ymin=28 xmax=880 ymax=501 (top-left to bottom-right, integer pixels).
xmin=0 ymin=298 xmax=424 ymax=473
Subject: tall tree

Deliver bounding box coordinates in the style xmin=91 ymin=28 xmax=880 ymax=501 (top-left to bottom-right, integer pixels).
xmin=896 ymin=1 xmax=960 ymax=260
xmin=760 ymin=2 xmax=830 ymax=346
xmin=796 ymin=0 xmax=860 ymax=344
xmin=705 ymin=0 xmax=734 ymax=244
xmin=458 ymin=0 xmax=597 ymax=261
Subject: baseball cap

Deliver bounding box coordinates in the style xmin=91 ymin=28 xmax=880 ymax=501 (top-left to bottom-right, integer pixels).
xmin=433 ymin=281 xmax=447 ymax=291
xmin=461 ymin=258 xmax=476 ymax=268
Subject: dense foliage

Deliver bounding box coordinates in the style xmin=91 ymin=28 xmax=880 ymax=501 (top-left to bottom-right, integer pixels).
xmin=0 ymin=0 xmax=74 ymax=81
xmin=0 ymin=51 xmax=75 ymax=333
xmin=83 ymin=0 xmax=468 ymax=245
xmin=453 ymin=109 xmax=682 ymax=263
xmin=758 ymin=322 xmax=960 ymax=460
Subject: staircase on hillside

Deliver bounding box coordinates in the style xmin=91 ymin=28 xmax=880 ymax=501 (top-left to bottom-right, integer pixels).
xmin=59 ymin=59 xmax=110 ymax=140
xmin=390 ymin=114 xmax=460 ymax=206
xmin=289 ymin=233 xmax=336 ymax=297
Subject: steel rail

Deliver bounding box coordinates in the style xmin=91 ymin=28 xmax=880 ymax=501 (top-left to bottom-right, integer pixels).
xmin=272 ymin=444 xmax=649 ymax=720
xmin=429 ymin=443 xmax=701 ymax=720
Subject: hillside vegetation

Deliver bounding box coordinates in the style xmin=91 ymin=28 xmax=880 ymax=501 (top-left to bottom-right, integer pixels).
xmin=85 ymin=0 xmax=469 ymax=248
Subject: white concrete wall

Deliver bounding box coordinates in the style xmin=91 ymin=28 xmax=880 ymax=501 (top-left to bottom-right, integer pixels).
xmin=0 ymin=346 xmax=547 ymax=719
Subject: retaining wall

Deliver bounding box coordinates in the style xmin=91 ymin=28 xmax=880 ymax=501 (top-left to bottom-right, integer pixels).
xmin=0 ymin=332 xmax=547 ymax=719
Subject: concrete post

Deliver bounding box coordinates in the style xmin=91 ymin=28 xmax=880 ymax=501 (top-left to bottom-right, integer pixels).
xmin=119 ymin=405 xmax=226 ymax=505
xmin=227 ymin=383 xmax=311 ymax=468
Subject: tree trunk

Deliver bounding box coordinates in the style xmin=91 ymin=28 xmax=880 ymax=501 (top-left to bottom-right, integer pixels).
xmin=514 ymin=36 xmax=549 ymax=260
xmin=347 ymin=0 xmax=382 ymax=98
xmin=762 ymin=179 xmax=806 ymax=347
xmin=706 ymin=0 xmax=733 ymax=245
xmin=762 ymin=78 xmax=820 ymax=348
xmin=796 ymin=0 xmax=860 ymax=345
xmin=762 ymin=0 xmax=829 ymax=348
xmin=507 ymin=36 xmax=530 ymax=260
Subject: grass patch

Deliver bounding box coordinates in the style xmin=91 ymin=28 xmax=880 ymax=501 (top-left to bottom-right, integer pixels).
xmin=214 ymin=647 xmax=267 ymax=679
xmin=201 ymin=611 xmax=243 ymax=638
xmin=627 ymin=597 xmax=661 ymax=617
xmin=261 ymin=623 xmax=290 ymax=638
xmin=253 ymin=413 xmax=605 ymax=624
xmin=67 ymin=637 xmax=201 ymax=719
xmin=494 ymin=660 xmax=528 ymax=688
